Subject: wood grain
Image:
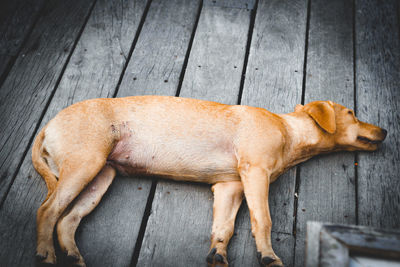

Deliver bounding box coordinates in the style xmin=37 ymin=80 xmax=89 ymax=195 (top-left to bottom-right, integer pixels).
xmin=137 ymin=5 xmax=251 ymax=266
xmin=117 ymin=0 xmax=201 ymax=97
xmin=306 ymin=222 xmax=400 ymax=266
xmin=113 ymin=0 xmax=202 ymax=266
xmin=204 ymin=0 xmax=256 ymax=9
xmin=0 ymin=0 xmax=398 ymax=266
xmin=294 ymin=0 xmax=355 ymax=266
xmin=179 ymin=6 xmax=250 ymax=102
xmin=0 ymin=0 xmax=95 ymax=202
xmin=0 ymin=0 xmax=147 ymax=266
xmin=305 ymin=221 xmax=323 ymax=267
xmin=355 ymin=0 xmax=400 ymax=229
xmin=0 ymin=0 xmax=45 ymax=81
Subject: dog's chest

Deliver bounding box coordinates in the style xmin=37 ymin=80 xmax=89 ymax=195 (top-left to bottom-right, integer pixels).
xmin=106 ymin=120 xmax=240 ymax=183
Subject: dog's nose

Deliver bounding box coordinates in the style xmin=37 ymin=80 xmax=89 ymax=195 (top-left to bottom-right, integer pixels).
xmin=381 ymin=128 xmax=388 ymax=139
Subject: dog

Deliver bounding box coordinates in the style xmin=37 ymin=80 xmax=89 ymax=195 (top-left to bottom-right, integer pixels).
xmin=32 ymin=96 xmax=387 ymax=267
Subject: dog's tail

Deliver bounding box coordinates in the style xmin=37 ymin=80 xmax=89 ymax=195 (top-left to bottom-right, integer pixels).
xmin=32 ymin=127 xmax=57 ymax=201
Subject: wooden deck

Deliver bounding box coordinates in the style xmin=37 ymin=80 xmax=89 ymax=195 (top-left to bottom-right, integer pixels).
xmin=0 ymin=0 xmax=399 ymax=266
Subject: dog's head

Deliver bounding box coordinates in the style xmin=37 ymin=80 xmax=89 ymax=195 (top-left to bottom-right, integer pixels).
xmin=296 ymin=101 xmax=387 ymax=151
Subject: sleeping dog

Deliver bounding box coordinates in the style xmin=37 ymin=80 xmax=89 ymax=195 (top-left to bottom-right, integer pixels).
xmin=32 ymin=96 xmax=387 ymax=267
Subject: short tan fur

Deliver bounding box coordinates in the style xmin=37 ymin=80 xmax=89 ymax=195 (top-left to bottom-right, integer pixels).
xmin=32 ymin=96 xmax=387 ymax=267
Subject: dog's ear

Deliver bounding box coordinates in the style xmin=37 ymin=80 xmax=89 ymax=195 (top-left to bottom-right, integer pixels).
xmin=304 ymin=101 xmax=336 ymax=134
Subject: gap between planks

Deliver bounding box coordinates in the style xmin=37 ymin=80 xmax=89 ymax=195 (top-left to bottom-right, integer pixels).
xmin=130 ymin=0 xmax=203 ymax=266
xmin=237 ymin=0 xmax=259 ymax=105
xmin=292 ymin=0 xmax=311 ymax=263
xmin=130 ymin=1 xmax=261 ymax=265
xmin=112 ymin=0 xmax=154 ymax=99
xmin=0 ymin=0 xmax=46 ymax=89
xmin=0 ymin=0 xmax=99 ymax=209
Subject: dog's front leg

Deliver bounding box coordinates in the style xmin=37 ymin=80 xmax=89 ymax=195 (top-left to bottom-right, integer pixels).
xmin=207 ymin=181 xmax=243 ymax=266
xmin=239 ymin=165 xmax=283 ymax=267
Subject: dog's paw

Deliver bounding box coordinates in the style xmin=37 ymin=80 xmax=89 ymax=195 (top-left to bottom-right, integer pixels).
xmin=257 ymin=252 xmax=283 ymax=267
xmin=36 ymin=248 xmax=56 ymax=265
xmin=62 ymin=250 xmax=86 ymax=267
xmin=65 ymin=251 xmax=81 ymax=262
xmin=206 ymin=248 xmax=228 ymax=267
xmin=71 ymin=259 xmax=87 ymax=267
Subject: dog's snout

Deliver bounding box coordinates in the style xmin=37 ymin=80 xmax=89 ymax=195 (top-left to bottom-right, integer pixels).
xmin=381 ymin=128 xmax=388 ymax=139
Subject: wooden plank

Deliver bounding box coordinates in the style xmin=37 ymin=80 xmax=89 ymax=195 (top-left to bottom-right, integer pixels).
xmin=137 ymin=5 xmax=251 ymax=266
xmin=350 ymin=256 xmax=400 ymax=267
xmin=319 ymin=229 xmax=349 ymax=266
xmin=324 ymin=224 xmax=400 ymax=256
xmin=0 ymin=0 xmax=45 ymax=81
xmin=306 ymin=222 xmax=400 ymax=266
xmin=178 ymin=5 xmax=250 ymax=103
xmin=294 ymin=0 xmax=355 ymax=266
xmin=0 ymin=55 xmax=9 ymax=81
xmin=117 ymin=0 xmax=201 ymax=97
xmin=237 ymin=0 xmax=308 ymax=266
xmin=0 ymin=0 xmax=148 ymax=266
xmin=0 ymin=0 xmax=96 ymax=202
xmin=111 ymin=0 xmax=202 ymax=266
xmin=204 ymin=0 xmax=256 ymax=9
xmin=355 ymin=0 xmax=400 ymax=229
xmin=305 ymin=221 xmax=323 ymax=267
xmin=229 ymin=204 xmax=296 ymax=267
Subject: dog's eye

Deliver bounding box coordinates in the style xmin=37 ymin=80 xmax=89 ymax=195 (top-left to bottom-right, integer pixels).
xmin=347 ymin=110 xmax=358 ymax=122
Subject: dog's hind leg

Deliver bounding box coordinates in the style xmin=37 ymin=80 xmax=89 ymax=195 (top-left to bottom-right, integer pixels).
xmin=56 ymin=164 xmax=116 ymax=267
xmin=207 ymin=181 xmax=243 ymax=267
xmin=36 ymin=155 xmax=107 ymax=265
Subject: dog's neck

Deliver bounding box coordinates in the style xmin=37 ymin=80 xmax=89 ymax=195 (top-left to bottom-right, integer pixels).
xmin=279 ymin=112 xmax=336 ymax=168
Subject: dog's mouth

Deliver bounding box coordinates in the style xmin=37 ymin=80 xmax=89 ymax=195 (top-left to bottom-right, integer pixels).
xmin=357 ymin=136 xmax=382 ymax=145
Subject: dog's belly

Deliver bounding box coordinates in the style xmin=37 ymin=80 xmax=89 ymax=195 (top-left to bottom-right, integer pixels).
xmin=106 ymin=123 xmax=240 ymax=184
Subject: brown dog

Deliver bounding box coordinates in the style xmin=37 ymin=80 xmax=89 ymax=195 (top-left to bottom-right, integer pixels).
xmin=32 ymin=96 xmax=387 ymax=267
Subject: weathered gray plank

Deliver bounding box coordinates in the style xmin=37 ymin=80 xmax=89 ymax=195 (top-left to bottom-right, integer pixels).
xmin=238 ymin=0 xmax=308 ymax=265
xmin=355 ymin=0 xmax=400 ymax=229
xmin=0 ymin=0 xmax=148 ymax=266
xmin=204 ymin=0 xmax=256 ymax=10
xmin=0 ymin=55 xmax=9 ymax=81
xmin=117 ymin=0 xmax=201 ymax=97
xmin=319 ymin=229 xmax=349 ymax=266
xmin=0 ymin=0 xmax=45 ymax=81
xmin=305 ymin=221 xmax=323 ymax=267
xmin=137 ymin=5 xmax=251 ymax=266
xmin=178 ymin=6 xmax=250 ymax=103
xmin=230 ymin=203 xmax=296 ymax=267
xmin=0 ymin=0 xmax=96 ymax=203
xmin=324 ymin=224 xmax=400 ymax=256
xmin=112 ymin=0 xmax=203 ymax=266
xmin=137 ymin=181 xmax=214 ymax=266
xmin=306 ymin=222 xmax=400 ymax=266
xmin=294 ymin=0 xmax=355 ymax=266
